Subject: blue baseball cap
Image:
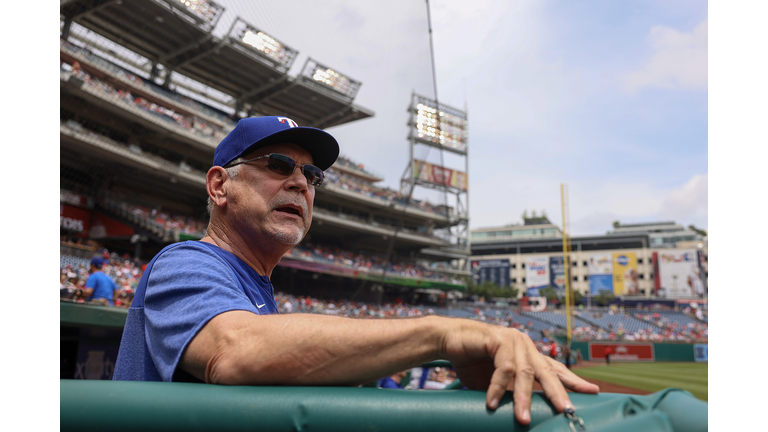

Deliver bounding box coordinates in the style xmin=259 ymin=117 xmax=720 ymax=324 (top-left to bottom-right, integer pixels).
xmin=90 ymin=257 xmax=104 ymax=268
xmin=213 ymin=116 xmax=339 ymax=171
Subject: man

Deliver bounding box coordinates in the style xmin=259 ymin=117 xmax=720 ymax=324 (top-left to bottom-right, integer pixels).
xmin=604 ymin=346 xmax=614 ymax=366
xmin=79 ymin=257 xmax=118 ymax=305
xmin=113 ymin=116 xmax=599 ymax=426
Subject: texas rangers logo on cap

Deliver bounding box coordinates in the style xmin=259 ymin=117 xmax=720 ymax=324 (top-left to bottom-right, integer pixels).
xmin=278 ymin=117 xmax=298 ymax=128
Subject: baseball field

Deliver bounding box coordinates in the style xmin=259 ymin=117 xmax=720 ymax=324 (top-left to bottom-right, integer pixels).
xmin=572 ymin=362 xmax=708 ymax=401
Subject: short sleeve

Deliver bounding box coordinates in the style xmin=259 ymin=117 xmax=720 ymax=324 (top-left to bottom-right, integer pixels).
xmin=143 ymin=244 xmax=260 ymax=382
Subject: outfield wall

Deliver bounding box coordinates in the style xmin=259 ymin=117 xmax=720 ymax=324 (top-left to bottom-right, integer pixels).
xmin=570 ymin=341 xmax=708 ymax=362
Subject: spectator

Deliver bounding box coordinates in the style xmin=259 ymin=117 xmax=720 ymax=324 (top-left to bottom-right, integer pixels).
xmin=77 ymin=257 xmax=118 ymax=305
xmin=377 ymin=370 xmax=408 ymax=389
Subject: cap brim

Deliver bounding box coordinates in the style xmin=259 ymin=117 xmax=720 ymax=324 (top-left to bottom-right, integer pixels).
xmin=239 ymin=127 xmax=339 ymax=171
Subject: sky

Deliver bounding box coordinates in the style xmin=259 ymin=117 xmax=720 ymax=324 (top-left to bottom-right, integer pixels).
xmin=210 ymin=0 xmax=708 ymax=236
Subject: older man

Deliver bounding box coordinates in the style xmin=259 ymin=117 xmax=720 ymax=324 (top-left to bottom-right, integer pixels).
xmin=113 ymin=116 xmax=598 ymax=425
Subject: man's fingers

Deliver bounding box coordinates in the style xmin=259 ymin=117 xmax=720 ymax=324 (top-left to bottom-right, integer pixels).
xmin=547 ymin=357 xmax=600 ymax=394
xmin=534 ymin=354 xmax=573 ymax=413
xmin=512 ymin=348 xmax=535 ymax=425
xmin=486 ymin=348 xmax=516 ymax=410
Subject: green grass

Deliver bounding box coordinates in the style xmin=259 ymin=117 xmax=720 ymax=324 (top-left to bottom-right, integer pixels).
xmin=573 ymin=362 xmax=708 ymax=401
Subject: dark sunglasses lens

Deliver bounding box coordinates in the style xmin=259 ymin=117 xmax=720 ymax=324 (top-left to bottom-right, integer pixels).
xmin=304 ymin=165 xmax=324 ymax=186
xmin=267 ymin=154 xmax=296 ymax=175
xmin=268 ymin=154 xmax=324 ymax=186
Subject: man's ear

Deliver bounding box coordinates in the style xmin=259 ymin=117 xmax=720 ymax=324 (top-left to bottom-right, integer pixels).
xmin=207 ymin=167 xmax=229 ymax=209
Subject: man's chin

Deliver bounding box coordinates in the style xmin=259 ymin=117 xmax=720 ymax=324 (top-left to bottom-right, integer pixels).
xmin=267 ymin=227 xmax=306 ymax=246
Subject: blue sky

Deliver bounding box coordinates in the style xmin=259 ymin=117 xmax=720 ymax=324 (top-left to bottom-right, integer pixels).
xmin=185 ymin=1 xmax=710 ymax=235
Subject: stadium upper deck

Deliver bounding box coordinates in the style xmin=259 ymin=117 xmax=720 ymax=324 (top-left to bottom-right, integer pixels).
xmin=59 ymin=1 xmax=469 ymax=297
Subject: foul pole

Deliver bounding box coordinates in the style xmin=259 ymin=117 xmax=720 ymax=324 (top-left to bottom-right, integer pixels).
xmin=560 ymin=184 xmax=572 ymax=346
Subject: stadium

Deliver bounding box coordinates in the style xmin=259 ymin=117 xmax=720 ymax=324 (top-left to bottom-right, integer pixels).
xmin=59 ymin=1 xmax=707 ymax=430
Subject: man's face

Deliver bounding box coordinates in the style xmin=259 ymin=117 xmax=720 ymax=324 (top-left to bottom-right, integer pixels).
xmin=226 ymin=142 xmax=315 ymax=246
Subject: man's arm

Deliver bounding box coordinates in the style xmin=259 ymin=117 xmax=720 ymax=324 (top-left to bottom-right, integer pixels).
xmin=179 ymin=311 xmax=598 ymax=426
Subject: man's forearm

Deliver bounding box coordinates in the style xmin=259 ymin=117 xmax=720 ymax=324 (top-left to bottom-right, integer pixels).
xmin=181 ymin=311 xmax=447 ymax=386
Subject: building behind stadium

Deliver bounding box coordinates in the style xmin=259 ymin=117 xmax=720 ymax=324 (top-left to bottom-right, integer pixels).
xmin=470 ymin=219 xmax=708 ymax=304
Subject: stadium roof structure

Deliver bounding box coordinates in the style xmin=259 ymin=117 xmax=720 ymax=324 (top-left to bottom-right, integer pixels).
xmin=60 ymin=0 xmax=374 ymax=129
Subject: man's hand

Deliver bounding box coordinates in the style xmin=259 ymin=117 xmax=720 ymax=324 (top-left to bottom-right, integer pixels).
xmin=440 ymin=319 xmax=599 ymax=425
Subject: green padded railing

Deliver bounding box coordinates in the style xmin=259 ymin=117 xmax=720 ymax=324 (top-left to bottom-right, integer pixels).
xmin=60 ymin=302 xmax=128 ymax=329
xmin=60 ymin=380 xmax=707 ymax=432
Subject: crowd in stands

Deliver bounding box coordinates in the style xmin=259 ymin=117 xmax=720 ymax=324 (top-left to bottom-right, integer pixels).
xmin=333 ymin=155 xmax=382 ymax=179
xmin=287 ymin=242 xmax=465 ymax=285
xmin=61 ymin=39 xmax=236 ymax=129
xmin=569 ymin=308 xmax=708 ymax=342
xmin=324 ymin=168 xmax=452 ymax=216
xmin=60 ymin=249 xmax=144 ymax=308
xmin=61 ymin=59 xmax=229 ymax=145
xmin=105 ymin=193 xmax=207 ymax=237
xmin=60 ymin=249 xmax=707 ymax=346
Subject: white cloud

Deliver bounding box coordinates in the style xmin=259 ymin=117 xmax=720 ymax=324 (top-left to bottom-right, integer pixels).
xmin=623 ymin=20 xmax=708 ymax=92
xmin=470 ymin=172 xmax=708 ymax=236
xmin=659 ymin=173 xmax=708 ymax=229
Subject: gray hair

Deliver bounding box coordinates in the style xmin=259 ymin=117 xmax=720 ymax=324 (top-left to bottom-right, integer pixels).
xmin=206 ymin=164 xmax=242 ymax=217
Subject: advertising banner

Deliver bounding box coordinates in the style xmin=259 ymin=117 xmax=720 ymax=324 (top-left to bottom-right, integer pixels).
xmin=88 ymin=211 xmax=135 ymax=239
xmin=588 ymin=253 xmax=613 ymax=295
xmin=694 ymin=344 xmax=708 ymax=362
xmin=60 ymin=203 xmax=91 ymax=235
xmin=413 ymin=159 xmax=468 ymax=191
xmin=471 ymin=259 xmax=510 ymax=289
xmin=549 ymin=256 xmax=567 ymax=295
xmin=588 ymin=342 xmax=654 ymax=361
xmin=612 ymin=253 xmax=639 ymax=296
xmin=525 ymin=256 xmax=549 ymax=296
xmin=60 ymin=189 xmax=92 ymax=208
xmin=657 ymin=250 xmax=703 ymax=298
xmin=75 ymin=343 xmax=120 ymax=380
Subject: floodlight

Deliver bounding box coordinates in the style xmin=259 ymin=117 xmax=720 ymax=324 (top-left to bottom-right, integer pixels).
xmin=302 ymin=58 xmax=361 ymax=99
xmin=173 ymin=0 xmax=224 ymax=25
xmin=241 ymin=29 xmax=294 ymax=66
xmin=413 ymin=96 xmax=468 ymax=153
xmin=228 ymin=17 xmax=298 ymax=71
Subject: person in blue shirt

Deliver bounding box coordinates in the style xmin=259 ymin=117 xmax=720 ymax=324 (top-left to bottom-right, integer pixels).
xmin=112 ymin=116 xmax=598 ymax=426
xmin=378 ymin=370 xmax=408 ymax=389
xmin=80 ymin=257 xmax=117 ymax=305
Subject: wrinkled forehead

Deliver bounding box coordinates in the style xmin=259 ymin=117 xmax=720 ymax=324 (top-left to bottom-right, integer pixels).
xmin=241 ymin=142 xmax=315 ymax=165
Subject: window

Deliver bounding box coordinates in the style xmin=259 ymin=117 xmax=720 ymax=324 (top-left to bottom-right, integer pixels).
xmin=573 ymin=276 xmax=578 ymax=282
xmin=639 ymin=274 xmax=645 ymax=279
xmin=512 ymin=278 xmax=517 ymax=283
xmin=638 ymin=258 xmax=644 ymax=264
xmin=572 ymin=261 xmax=578 ymax=267
xmin=583 ymin=261 xmax=588 ymax=266
xmin=511 ymin=263 xmax=516 ymax=269
xmin=640 ymin=289 xmax=645 ymax=295
xmin=584 ymin=275 xmax=589 ymax=281
xmin=521 ymin=263 xmax=525 ymax=269
xmin=522 ymin=278 xmax=526 ymax=283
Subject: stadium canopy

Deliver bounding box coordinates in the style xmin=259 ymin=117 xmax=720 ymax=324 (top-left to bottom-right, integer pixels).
xmin=60 ymin=1 xmax=373 ymax=129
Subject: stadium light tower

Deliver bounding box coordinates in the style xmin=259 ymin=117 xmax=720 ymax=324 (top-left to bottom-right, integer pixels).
xmin=401 ymin=92 xmax=470 ymax=261
xmin=227 ymin=17 xmax=299 ymax=73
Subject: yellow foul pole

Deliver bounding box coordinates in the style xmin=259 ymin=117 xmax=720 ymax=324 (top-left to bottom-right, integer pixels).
xmin=560 ymin=184 xmax=572 ymax=346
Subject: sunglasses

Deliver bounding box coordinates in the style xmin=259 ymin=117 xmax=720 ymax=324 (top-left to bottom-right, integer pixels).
xmin=225 ymin=153 xmax=325 ymax=186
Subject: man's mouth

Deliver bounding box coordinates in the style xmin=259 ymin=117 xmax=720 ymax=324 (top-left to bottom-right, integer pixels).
xmin=274 ymin=204 xmax=303 ymax=218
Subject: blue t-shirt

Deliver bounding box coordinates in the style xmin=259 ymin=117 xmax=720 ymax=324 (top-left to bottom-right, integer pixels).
xmin=113 ymin=241 xmax=278 ymax=382
xmin=377 ymin=377 xmax=403 ymax=389
xmin=85 ymin=271 xmax=117 ymax=305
